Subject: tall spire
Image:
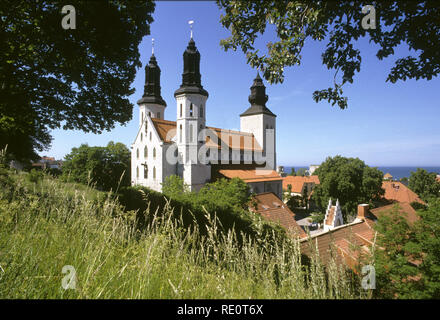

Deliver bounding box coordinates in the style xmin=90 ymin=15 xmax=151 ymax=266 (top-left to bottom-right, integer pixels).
xmin=240 ymin=72 xmax=275 ymax=117
xmin=174 ymin=22 xmax=208 ymax=97
xmin=137 ymin=42 xmax=166 ymax=106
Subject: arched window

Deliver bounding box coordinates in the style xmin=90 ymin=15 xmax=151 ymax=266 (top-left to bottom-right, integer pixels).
xmin=150 ymin=132 xmax=152 ymax=141
xmin=180 ymin=104 xmax=182 ymax=117
xmin=153 ymin=166 xmax=156 ymax=180
xmin=145 ymin=122 xmax=148 ymax=134
xmin=189 ymin=124 xmax=193 ymax=142
xmin=189 ymin=103 xmax=193 ymax=116
xmin=153 ymin=148 xmax=156 ymax=159
xmin=136 ymin=166 xmax=139 ymax=178
xmin=179 ymin=124 xmax=182 ymax=143
xmin=141 ymin=112 xmax=144 ymax=123
xmin=136 ymin=148 xmax=139 ymax=159
xmin=144 ymin=165 xmax=148 ymax=179
xmin=200 ymin=106 xmax=203 ymax=117
xmin=144 ymin=146 xmax=148 ymax=158
xmin=140 ymin=133 xmax=143 ymax=142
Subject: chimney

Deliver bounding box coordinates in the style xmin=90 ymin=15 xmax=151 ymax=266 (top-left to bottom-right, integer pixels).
xmin=357 ymin=204 xmax=369 ymax=220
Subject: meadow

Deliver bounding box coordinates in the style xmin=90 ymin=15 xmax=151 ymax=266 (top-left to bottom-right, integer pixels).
xmin=0 ymin=168 xmax=365 ymax=299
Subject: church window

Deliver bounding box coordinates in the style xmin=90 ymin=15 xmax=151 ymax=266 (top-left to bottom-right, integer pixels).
xmin=153 ymin=167 xmax=156 ymax=180
xmin=136 ymin=166 xmax=139 ymax=178
xmin=140 ymin=133 xmax=143 ymax=142
xmin=144 ymin=165 xmax=148 ymax=179
xmin=200 ymin=106 xmax=203 ymax=117
xmin=180 ymin=104 xmax=182 ymax=117
xmin=149 ymin=112 xmax=152 ymax=117
xmin=153 ymin=148 xmax=156 ymax=159
xmin=189 ymin=104 xmax=193 ymax=116
xmin=179 ymin=125 xmax=182 ymax=143
xmin=141 ymin=112 xmax=144 ymax=123
xmin=144 ymin=146 xmax=148 ymax=158
xmin=136 ymin=148 xmax=139 ymax=159
xmin=189 ymin=124 xmax=193 ymax=142
xmin=150 ymin=132 xmax=152 ymax=141
xmin=145 ymin=122 xmax=147 ymax=134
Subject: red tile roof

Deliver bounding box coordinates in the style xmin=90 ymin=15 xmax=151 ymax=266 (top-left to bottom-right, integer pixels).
xmin=219 ymin=169 xmax=282 ymax=183
xmin=251 ymin=192 xmax=307 ymax=238
xmin=301 ymin=202 xmax=420 ymax=270
xmin=384 ymin=173 xmax=393 ymax=179
xmin=282 ymin=175 xmax=320 ymax=193
xmin=150 ymin=118 xmax=262 ymax=151
xmin=382 ymin=181 xmax=425 ymax=205
xmin=370 ymin=202 xmax=420 ymax=224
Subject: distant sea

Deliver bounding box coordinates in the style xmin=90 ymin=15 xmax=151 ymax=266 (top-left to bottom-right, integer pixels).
xmin=282 ymin=166 xmax=440 ymax=180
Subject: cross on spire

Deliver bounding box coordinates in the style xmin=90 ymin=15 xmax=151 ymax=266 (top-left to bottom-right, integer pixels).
xmin=188 ymin=20 xmax=194 ymax=39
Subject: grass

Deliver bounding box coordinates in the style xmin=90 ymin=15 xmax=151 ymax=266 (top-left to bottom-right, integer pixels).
xmin=0 ymin=170 xmax=366 ymax=299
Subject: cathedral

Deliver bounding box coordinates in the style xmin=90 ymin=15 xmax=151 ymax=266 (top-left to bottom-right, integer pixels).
xmin=131 ymin=34 xmax=282 ymax=198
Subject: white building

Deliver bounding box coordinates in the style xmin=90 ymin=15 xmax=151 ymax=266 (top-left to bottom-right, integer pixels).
xmin=131 ymin=35 xmax=282 ymax=197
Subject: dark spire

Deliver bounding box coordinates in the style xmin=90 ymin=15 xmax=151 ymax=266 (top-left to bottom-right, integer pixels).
xmin=240 ymin=72 xmax=275 ymax=117
xmin=174 ymin=38 xmax=208 ymax=97
xmin=137 ymin=54 xmax=166 ymax=106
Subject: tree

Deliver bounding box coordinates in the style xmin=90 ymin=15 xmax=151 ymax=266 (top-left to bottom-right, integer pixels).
xmin=312 ymin=155 xmax=384 ymax=218
xmin=289 ymin=167 xmax=296 ymax=176
xmin=198 ymin=178 xmax=251 ymax=210
xmin=61 ymin=141 xmax=130 ymax=191
xmin=217 ymin=1 xmax=440 ymax=109
xmin=162 ymin=175 xmax=189 ymax=199
xmin=0 ymin=1 xmax=155 ymax=161
xmin=296 ymin=168 xmax=307 ymax=177
xmin=373 ymin=199 xmax=440 ymax=298
xmin=408 ymin=168 xmax=440 ymax=202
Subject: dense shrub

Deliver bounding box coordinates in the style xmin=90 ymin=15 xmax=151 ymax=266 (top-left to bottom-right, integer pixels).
xmin=118 ymin=177 xmax=287 ymax=247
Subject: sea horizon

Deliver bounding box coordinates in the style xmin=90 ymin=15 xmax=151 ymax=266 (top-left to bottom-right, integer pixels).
xmin=282 ymin=165 xmax=440 ymax=180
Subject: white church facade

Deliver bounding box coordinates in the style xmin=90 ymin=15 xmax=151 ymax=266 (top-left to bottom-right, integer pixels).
xmin=131 ymin=35 xmax=282 ymax=198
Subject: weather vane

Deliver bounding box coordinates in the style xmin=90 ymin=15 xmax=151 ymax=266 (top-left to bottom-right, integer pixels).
xmin=152 ymin=38 xmax=155 ymax=55
xmin=188 ymin=20 xmax=194 ymax=39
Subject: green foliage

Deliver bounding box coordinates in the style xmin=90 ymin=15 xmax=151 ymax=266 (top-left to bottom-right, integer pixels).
xmin=0 ymin=169 xmax=362 ymax=298
xmin=61 ymin=142 xmax=130 ymax=191
xmin=119 ymin=178 xmax=271 ymax=246
xmin=161 ymin=175 xmax=189 ymax=198
xmin=410 ymin=201 xmax=427 ymax=211
xmin=217 ymin=1 xmax=440 ymax=109
xmin=296 ymin=168 xmax=307 ymax=177
xmin=0 ymin=0 xmax=155 ymax=161
xmin=310 ymin=211 xmax=325 ymax=224
xmin=27 ymin=169 xmax=44 ymax=184
xmin=312 ymin=156 xmax=384 ymax=218
xmin=289 ymin=168 xmax=296 ymax=176
xmin=408 ymin=168 xmax=440 ymax=202
xmin=374 ymin=199 xmax=440 ymax=298
xmin=198 ymin=178 xmax=251 ymax=210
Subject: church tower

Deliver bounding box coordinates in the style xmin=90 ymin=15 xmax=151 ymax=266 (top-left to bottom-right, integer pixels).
xmin=174 ymin=30 xmax=210 ymax=191
xmin=240 ymin=73 xmax=277 ymax=169
xmin=136 ymin=45 xmax=167 ymax=124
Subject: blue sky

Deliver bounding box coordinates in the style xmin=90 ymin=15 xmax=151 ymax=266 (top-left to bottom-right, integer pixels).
xmin=44 ymin=1 xmax=440 ymax=167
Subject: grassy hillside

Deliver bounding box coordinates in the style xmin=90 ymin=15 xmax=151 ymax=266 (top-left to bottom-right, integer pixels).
xmin=0 ymin=169 xmax=365 ymax=299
